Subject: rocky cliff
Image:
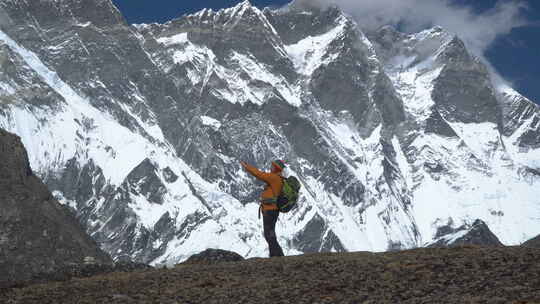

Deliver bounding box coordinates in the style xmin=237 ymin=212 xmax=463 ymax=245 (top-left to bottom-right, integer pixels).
xmin=0 ymin=128 xmax=111 ymax=286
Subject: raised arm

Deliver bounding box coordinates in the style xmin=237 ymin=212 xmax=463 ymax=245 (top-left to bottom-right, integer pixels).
xmin=241 ymin=161 xmax=273 ymax=183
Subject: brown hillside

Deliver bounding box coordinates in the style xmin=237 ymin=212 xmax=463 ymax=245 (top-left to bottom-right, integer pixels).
xmin=2 ymin=246 xmax=540 ymax=304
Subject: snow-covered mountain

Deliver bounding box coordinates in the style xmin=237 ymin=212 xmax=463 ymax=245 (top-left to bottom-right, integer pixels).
xmin=0 ymin=0 xmax=539 ymax=264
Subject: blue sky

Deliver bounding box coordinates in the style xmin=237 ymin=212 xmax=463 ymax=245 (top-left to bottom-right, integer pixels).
xmin=112 ymin=0 xmax=540 ymax=104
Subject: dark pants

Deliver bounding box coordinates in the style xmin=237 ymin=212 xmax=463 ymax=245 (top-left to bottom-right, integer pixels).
xmin=263 ymin=210 xmax=284 ymax=257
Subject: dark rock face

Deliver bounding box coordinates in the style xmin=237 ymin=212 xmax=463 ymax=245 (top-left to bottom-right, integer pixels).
xmin=428 ymin=219 xmax=503 ymax=248
xmin=186 ymin=2 xmax=293 ymax=76
xmin=267 ymin=5 xmax=343 ymax=45
xmin=162 ymin=167 xmax=179 ymax=183
xmin=183 ymin=249 xmax=245 ymax=264
xmin=292 ymin=213 xmax=345 ymax=253
xmin=124 ymin=158 xmax=167 ymax=205
xmin=0 ymin=128 xmax=112 ymax=287
xmin=429 ymin=36 xmax=501 ymax=125
xmin=292 ymin=213 xmax=327 ymax=253
xmin=320 ymin=230 xmax=346 ymax=252
xmin=424 ymin=109 xmax=458 ymax=137
xmin=0 ymin=0 xmax=126 ymax=30
xmin=500 ymin=92 xmax=540 ymax=150
xmin=522 ymin=234 xmax=540 ymax=248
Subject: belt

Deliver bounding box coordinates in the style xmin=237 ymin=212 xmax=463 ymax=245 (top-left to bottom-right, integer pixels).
xmin=261 ymin=197 xmax=277 ymax=204
xmin=259 ymin=198 xmax=278 ymax=219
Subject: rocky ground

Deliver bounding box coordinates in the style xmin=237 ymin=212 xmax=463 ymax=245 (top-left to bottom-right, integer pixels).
xmin=2 ymin=246 xmax=540 ymax=304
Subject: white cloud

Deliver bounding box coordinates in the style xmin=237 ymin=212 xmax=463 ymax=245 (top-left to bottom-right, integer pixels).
xmin=294 ymin=0 xmax=528 ymax=55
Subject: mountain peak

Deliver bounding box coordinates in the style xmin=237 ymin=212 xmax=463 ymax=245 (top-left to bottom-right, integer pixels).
xmin=224 ymin=0 xmax=264 ymax=21
xmin=435 ymin=34 xmax=474 ymax=64
xmin=218 ymin=0 xmax=256 ymax=14
xmin=0 ymin=0 xmax=126 ymax=29
xmin=185 ymin=0 xmax=264 ymax=27
xmin=238 ymin=0 xmax=253 ymax=8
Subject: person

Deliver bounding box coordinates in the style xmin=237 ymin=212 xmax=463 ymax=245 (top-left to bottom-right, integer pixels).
xmin=240 ymin=160 xmax=286 ymax=257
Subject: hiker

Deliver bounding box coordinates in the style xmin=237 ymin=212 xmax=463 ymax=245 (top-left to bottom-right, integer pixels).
xmin=241 ymin=160 xmax=286 ymax=257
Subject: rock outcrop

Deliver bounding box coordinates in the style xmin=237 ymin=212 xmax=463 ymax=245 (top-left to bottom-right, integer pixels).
xmin=0 ymin=128 xmax=112 ymax=287
xmin=183 ymin=248 xmax=245 ymax=265
xmin=522 ymin=234 xmax=540 ymax=248
xmin=428 ymin=219 xmax=504 ymax=248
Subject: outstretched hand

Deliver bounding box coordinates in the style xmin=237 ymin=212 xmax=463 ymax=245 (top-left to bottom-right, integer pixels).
xmin=240 ymin=161 xmax=248 ymax=170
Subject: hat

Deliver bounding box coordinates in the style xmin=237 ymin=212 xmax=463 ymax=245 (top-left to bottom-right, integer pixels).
xmin=272 ymin=160 xmax=286 ymax=171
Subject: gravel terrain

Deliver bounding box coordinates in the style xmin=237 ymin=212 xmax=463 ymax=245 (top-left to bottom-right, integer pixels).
xmin=2 ymin=246 xmax=540 ymax=303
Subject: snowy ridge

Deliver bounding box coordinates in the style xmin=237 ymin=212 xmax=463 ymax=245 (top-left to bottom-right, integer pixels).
xmin=285 ymin=15 xmax=348 ymax=76
xmin=153 ymin=31 xmax=299 ymax=106
xmin=0 ymin=29 xmax=161 ymax=184
xmin=294 ymin=108 xmax=419 ymax=251
xmin=1 ymin=1 xmax=540 ymax=265
xmin=372 ymin=25 xmax=540 ymax=245
xmin=434 ymin=229 xmax=469 ymax=245
xmin=228 ymin=51 xmax=301 ymax=106
xmin=200 ymin=115 xmax=222 ymax=131
xmin=0 ymin=80 xmax=16 ymax=95
xmin=185 ymin=0 xmax=287 ymax=58
xmin=156 ymin=33 xmax=188 ymax=47
xmin=498 ymin=85 xmax=540 ymax=170
xmin=0 ymin=28 xmax=271 ymax=263
xmin=382 ymin=28 xmax=452 ymax=121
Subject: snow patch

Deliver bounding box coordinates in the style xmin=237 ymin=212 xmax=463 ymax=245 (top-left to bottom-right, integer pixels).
xmin=437 ymin=229 xmax=468 ymax=245
xmin=200 ymin=115 xmax=221 ymax=130
xmin=409 ymin=131 xmax=540 ymax=246
xmin=75 ymin=22 xmax=91 ymax=28
xmin=386 ymin=56 xmax=442 ymax=121
xmin=285 ymin=16 xmax=347 ymax=76
xmin=156 ymin=33 xmax=188 ymax=46
xmin=0 ymin=81 xmax=15 ymax=95
xmin=228 ymin=51 xmax=301 ymax=106
xmin=448 ymin=122 xmax=500 ymax=161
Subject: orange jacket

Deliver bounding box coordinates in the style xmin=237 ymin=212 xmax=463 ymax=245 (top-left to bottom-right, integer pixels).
xmin=243 ymin=163 xmax=283 ymax=211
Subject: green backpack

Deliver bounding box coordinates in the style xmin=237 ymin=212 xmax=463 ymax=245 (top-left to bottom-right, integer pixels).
xmin=277 ymin=176 xmax=301 ymax=213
